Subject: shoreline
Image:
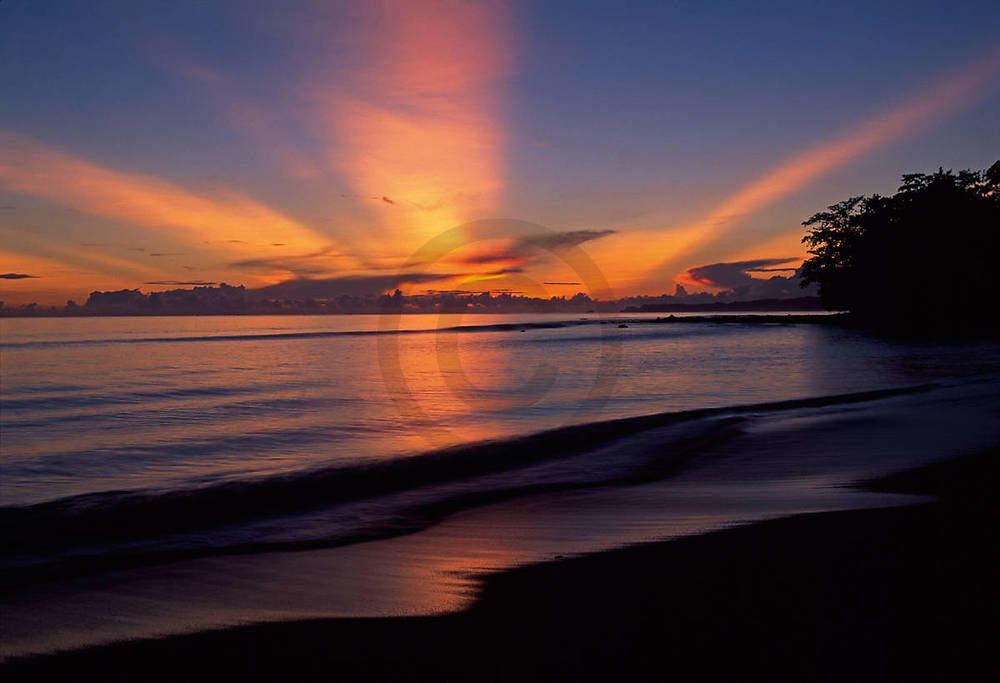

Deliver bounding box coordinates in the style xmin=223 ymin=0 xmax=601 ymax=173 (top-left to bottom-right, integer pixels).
xmin=0 ymin=310 xmax=836 ymax=320
xmin=3 ymin=450 xmax=995 ymax=682
xmin=637 ymin=312 xmax=843 ymax=325
xmin=0 ymin=382 xmax=940 ymax=587
xmin=0 ymin=296 xmax=827 ymax=319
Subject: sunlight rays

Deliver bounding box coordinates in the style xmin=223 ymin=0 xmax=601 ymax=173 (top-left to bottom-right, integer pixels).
xmin=0 ymin=131 xmax=351 ymax=285
xmin=622 ymin=48 xmax=1000 ymax=293
xmin=315 ymin=0 xmax=511 ymax=255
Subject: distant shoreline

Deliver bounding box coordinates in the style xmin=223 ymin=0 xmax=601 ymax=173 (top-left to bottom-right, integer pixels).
xmin=634 ymin=312 xmax=844 ymax=325
xmin=0 ymin=299 xmax=832 ymax=319
xmin=621 ymin=295 xmax=826 ymax=313
xmin=0 ymin=311 xmax=840 ymax=320
xmin=0 ymin=294 xmax=828 ymax=318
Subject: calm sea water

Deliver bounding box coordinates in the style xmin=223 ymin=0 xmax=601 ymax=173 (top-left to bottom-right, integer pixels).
xmin=2 ymin=313 xmax=999 ymax=573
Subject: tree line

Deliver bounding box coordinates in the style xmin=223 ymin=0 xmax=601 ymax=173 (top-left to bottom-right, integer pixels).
xmin=800 ymin=161 xmax=1000 ymax=336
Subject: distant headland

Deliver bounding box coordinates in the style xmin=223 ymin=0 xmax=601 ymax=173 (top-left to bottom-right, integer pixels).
xmin=0 ymin=283 xmax=824 ymax=317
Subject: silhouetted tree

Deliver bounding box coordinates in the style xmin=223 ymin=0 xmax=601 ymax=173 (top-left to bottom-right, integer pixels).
xmin=800 ymin=162 xmax=1000 ymax=336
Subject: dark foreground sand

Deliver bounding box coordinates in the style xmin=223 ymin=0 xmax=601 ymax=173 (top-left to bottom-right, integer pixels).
xmin=3 ymin=450 xmax=995 ymax=682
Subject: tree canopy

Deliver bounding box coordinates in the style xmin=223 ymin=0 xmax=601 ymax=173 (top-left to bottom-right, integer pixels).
xmin=800 ymin=161 xmax=1000 ymax=336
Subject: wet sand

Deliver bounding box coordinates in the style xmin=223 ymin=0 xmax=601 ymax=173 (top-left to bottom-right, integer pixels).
xmin=3 ymin=448 xmax=995 ymax=682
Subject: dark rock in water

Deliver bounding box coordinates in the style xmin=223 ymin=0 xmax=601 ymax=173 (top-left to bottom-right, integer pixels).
xmin=618 ymin=323 xmax=628 ymax=328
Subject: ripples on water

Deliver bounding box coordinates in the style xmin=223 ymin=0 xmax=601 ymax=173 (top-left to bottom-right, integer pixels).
xmin=2 ymin=313 xmax=999 ymax=570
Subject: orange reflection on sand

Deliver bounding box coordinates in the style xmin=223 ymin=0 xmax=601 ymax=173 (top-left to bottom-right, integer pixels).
xmin=318 ymin=0 xmax=510 ymax=251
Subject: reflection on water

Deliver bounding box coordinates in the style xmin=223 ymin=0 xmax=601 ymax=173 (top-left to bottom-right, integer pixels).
xmin=2 ymin=314 xmax=999 ymax=505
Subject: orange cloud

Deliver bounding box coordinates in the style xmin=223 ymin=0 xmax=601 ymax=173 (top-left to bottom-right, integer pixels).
xmin=616 ymin=48 xmax=1000 ymax=294
xmin=0 ymin=132 xmax=346 ymax=265
xmin=1 ymin=226 xmax=167 ymax=278
xmin=0 ymin=246 xmax=164 ymax=304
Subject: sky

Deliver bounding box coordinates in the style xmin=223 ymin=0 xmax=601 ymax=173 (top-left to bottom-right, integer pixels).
xmin=1 ymin=0 xmax=998 ymax=305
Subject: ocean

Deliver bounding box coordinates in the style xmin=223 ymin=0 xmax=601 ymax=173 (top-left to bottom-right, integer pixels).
xmin=3 ymin=313 xmax=1000 ymax=656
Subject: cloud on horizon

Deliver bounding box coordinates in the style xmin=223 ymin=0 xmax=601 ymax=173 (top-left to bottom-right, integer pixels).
xmin=144 ymin=280 xmax=218 ymax=286
xmin=252 ymin=272 xmax=450 ymax=299
xmin=682 ymin=258 xmax=800 ymax=290
xmin=448 ymin=229 xmax=617 ymax=269
xmin=524 ymin=229 xmax=617 ymax=250
xmin=251 ymin=261 xmax=533 ymax=299
xmin=678 ymin=257 xmax=819 ymax=300
xmin=1 ymin=272 xmax=40 ymax=279
xmin=227 ymin=246 xmax=345 ymax=278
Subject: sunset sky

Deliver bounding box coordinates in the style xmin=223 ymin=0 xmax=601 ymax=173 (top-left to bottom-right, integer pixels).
xmin=1 ymin=0 xmax=998 ymax=305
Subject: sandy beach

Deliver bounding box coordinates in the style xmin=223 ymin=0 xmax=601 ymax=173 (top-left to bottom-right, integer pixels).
xmin=3 ymin=447 xmax=994 ymax=682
